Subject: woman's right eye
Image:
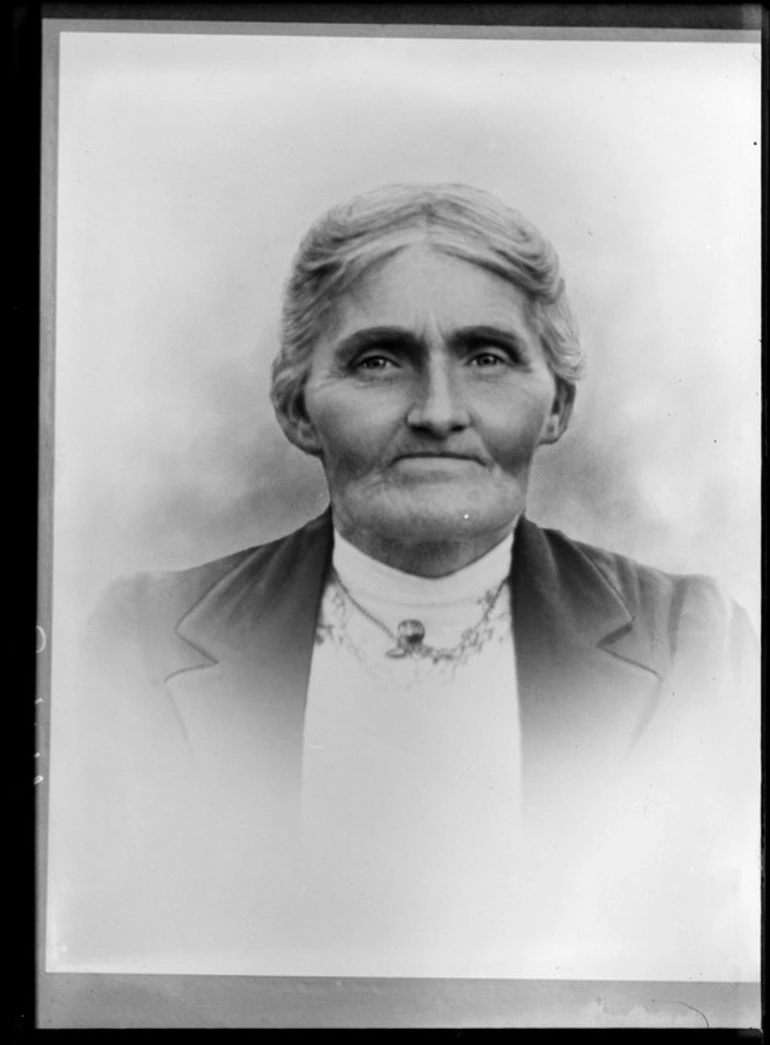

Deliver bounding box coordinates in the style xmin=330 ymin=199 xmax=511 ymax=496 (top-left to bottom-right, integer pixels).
xmin=355 ymin=355 xmax=396 ymax=371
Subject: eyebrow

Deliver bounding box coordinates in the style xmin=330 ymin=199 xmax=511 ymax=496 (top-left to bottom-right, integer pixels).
xmin=450 ymin=325 xmax=532 ymax=353
xmin=334 ymin=324 xmax=532 ymax=359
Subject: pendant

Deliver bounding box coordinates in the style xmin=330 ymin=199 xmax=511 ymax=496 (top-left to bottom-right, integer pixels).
xmin=385 ymin=618 xmax=427 ymax=658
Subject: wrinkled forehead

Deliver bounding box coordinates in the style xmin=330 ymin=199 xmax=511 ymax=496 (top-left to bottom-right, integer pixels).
xmin=317 ymin=230 xmax=536 ymax=342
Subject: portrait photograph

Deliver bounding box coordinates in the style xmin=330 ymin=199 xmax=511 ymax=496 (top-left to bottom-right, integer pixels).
xmin=38 ymin=8 xmax=761 ymax=1028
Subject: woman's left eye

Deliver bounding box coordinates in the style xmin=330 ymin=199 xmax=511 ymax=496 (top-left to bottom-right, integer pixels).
xmin=468 ymin=351 xmax=508 ymax=368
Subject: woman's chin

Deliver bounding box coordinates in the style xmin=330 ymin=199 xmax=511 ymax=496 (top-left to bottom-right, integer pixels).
xmin=340 ymin=491 xmax=521 ymax=546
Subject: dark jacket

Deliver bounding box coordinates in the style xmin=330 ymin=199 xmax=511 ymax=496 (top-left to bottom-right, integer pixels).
xmin=55 ymin=512 xmax=758 ymax=970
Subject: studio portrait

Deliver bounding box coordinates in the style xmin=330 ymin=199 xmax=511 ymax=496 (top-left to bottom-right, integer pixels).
xmin=42 ymin=24 xmax=760 ymax=991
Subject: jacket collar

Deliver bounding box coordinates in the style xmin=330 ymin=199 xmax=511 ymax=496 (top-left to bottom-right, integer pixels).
xmin=174 ymin=511 xmax=332 ymax=687
xmin=510 ymin=516 xmax=664 ymax=681
xmin=172 ymin=509 xmax=662 ymax=686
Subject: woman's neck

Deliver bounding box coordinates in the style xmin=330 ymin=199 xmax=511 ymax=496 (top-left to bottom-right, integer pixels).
xmin=332 ymin=519 xmax=518 ymax=578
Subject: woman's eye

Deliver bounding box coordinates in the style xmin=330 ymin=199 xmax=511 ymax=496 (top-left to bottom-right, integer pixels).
xmin=355 ymin=355 xmax=396 ymax=372
xmin=469 ymin=351 xmax=508 ymax=368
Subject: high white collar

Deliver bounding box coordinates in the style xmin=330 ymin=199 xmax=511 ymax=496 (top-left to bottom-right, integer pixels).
xmin=331 ymin=528 xmax=515 ymax=615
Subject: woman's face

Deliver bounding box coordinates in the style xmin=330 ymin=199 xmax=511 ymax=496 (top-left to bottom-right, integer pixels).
xmin=292 ymin=244 xmax=573 ymax=566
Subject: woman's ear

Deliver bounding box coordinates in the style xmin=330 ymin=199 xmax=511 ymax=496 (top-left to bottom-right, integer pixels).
xmin=276 ymin=392 xmax=324 ymax=457
xmin=539 ymin=379 xmax=576 ymax=446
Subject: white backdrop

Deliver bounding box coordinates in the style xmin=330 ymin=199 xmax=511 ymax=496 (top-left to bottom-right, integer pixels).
xmin=51 ymin=30 xmax=761 ymax=629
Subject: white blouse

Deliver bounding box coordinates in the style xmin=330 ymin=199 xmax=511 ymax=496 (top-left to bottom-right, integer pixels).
xmin=299 ymin=529 xmax=523 ymax=974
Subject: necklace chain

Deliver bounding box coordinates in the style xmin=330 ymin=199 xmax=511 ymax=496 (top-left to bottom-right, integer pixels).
xmin=332 ymin=568 xmax=508 ymax=664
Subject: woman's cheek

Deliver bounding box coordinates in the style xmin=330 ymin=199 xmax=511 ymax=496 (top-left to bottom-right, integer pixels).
xmin=484 ymin=416 xmax=543 ymax=470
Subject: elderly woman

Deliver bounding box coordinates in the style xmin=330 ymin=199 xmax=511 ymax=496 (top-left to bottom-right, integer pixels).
xmin=57 ymin=184 xmax=757 ymax=977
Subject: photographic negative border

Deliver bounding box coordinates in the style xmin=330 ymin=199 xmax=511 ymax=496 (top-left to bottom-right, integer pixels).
xmin=32 ymin=2 xmax=763 ymax=1030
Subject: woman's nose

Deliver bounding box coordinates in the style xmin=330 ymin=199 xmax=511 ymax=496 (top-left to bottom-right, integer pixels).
xmin=406 ymin=361 xmax=471 ymax=436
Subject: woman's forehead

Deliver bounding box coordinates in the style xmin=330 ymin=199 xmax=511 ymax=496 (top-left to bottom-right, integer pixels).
xmin=329 ymin=244 xmax=533 ymax=335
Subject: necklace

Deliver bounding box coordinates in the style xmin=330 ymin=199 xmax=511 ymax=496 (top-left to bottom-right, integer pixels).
xmin=332 ymin=568 xmax=509 ymax=665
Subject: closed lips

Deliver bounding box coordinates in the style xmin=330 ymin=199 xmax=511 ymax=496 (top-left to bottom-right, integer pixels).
xmin=396 ymin=453 xmax=482 ymax=462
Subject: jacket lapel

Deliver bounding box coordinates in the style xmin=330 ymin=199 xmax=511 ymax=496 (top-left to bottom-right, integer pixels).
xmin=510 ymin=518 xmax=664 ymax=819
xmin=161 ymin=511 xmax=664 ymax=819
xmin=166 ymin=513 xmax=333 ymax=809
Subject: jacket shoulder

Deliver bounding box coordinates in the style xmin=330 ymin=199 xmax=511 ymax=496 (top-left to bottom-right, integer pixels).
xmin=541 ymin=525 xmax=746 ymax=657
xmin=91 ymin=517 xmax=325 ymax=645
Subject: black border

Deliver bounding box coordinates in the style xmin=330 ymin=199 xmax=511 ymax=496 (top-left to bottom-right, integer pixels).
xmin=14 ymin=0 xmax=43 ymax=1037
xmin=20 ymin=1 xmax=766 ymax=1033
xmin=37 ymin=2 xmax=765 ymax=30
